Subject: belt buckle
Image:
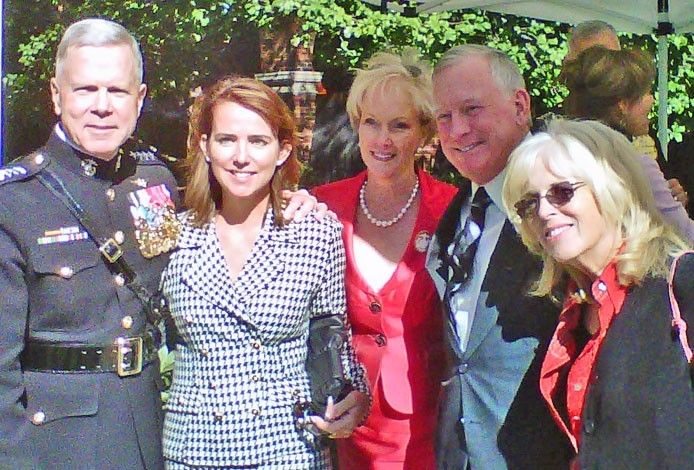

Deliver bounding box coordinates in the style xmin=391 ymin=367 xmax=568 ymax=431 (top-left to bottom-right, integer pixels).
xmin=116 ymin=337 xmax=143 ymax=377
xmin=99 ymin=238 xmax=123 ymax=263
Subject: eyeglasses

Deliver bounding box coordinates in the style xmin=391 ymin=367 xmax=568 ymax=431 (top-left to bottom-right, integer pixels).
xmin=514 ymin=181 xmax=586 ymax=220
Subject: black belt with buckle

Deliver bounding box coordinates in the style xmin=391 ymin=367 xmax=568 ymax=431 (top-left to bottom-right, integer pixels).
xmin=21 ymin=336 xmax=154 ymax=377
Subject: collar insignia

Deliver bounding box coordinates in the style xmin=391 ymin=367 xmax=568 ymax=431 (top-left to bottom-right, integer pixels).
xmin=81 ymin=159 xmax=97 ymax=177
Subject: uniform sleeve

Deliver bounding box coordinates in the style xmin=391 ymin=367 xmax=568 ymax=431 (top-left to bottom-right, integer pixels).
xmin=0 ymin=222 xmax=36 ymax=468
xmin=310 ymin=222 xmax=370 ymax=398
xmin=636 ymin=153 xmax=694 ymax=243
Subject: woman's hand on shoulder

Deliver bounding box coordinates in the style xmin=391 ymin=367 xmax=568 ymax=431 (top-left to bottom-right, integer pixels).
xmin=309 ymin=391 xmax=369 ymax=439
xmin=281 ymin=189 xmax=337 ymax=222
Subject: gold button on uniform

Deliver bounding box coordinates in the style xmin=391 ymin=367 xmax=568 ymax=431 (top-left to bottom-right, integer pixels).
xmin=251 ymin=340 xmax=261 ymax=350
xmin=59 ymin=266 xmax=74 ymax=279
xmin=114 ymin=231 xmax=125 ymax=244
xmin=121 ymin=316 xmax=134 ymax=329
xmin=31 ymin=411 xmax=46 ymax=425
xmin=114 ymin=274 xmax=125 ymax=287
xmin=106 ymin=188 xmax=116 ymax=201
xmin=251 ymin=408 xmax=261 ymax=416
xmin=214 ymin=412 xmax=224 ymax=422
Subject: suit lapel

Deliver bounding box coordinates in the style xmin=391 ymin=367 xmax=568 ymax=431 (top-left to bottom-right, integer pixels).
xmin=427 ymin=184 xmax=471 ymax=297
xmin=178 ymin=221 xmax=248 ymax=322
xmin=461 ymin=222 xmax=516 ymax=355
xmin=177 ymin=213 xmax=294 ymax=326
xmin=464 ymin=223 xmax=549 ymax=355
xmin=427 ymin=184 xmax=471 ymax=361
xmin=233 ymin=218 xmax=294 ymax=317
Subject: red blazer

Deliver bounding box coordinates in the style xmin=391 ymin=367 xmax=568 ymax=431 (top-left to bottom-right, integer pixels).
xmin=313 ymin=169 xmax=456 ymax=414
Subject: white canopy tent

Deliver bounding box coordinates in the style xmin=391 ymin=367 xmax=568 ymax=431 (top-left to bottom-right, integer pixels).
xmin=366 ymin=0 xmax=694 ymax=157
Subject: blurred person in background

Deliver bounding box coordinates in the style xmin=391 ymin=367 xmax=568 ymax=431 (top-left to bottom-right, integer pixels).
xmin=561 ymin=45 xmax=693 ymax=241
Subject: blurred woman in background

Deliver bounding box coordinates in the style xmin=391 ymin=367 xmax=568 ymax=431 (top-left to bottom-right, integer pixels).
xmin=561 ymin=46 xmax=693 ymax=241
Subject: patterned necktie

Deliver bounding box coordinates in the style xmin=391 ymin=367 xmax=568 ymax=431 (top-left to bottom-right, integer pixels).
xmin=438 ymin=187 xmax=492 ymax=302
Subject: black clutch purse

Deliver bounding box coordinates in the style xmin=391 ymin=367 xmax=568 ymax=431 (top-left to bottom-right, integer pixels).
xmin=306 ymin=313 xmax=354 ymax=415
xmin=294 ymin=313 xmax=355 ymax=438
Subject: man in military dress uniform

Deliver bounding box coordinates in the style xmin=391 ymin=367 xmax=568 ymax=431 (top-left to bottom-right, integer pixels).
xmin=0 ymin=19 xmax=178 ymax=469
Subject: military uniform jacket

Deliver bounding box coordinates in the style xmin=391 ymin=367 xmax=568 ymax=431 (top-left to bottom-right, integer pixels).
xmin=161 ymin=211 xmax=369 ymax=468
xmin=0 ymin=131 xmax=179 ymax=469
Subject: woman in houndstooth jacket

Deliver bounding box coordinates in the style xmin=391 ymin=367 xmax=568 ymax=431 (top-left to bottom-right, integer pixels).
xmin=161 ymin=76 xmax=370 ymax=469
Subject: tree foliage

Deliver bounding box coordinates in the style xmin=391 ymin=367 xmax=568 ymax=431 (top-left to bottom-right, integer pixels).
xmin=4 ymin=0 xmax=693 ymax=162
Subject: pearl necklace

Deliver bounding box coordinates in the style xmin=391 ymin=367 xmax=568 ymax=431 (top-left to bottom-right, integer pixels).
xmin=359 ymin=177 xmax=419 ymax=228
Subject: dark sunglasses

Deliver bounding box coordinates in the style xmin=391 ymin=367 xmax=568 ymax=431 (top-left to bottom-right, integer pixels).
xmin=514 ymin=181 xmax=586 ymax=220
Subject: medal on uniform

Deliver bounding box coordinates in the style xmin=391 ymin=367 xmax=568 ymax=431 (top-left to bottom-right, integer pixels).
xmin=128 ymin=184 xmax=181 ymax=258
xmin=37 ymin=226 xmax=89 ymax=245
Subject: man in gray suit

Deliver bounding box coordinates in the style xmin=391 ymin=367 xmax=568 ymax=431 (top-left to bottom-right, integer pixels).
xmin=426 ymin=45 xmax=573 ymax=469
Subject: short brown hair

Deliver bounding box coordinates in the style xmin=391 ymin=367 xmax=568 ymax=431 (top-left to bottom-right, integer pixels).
xmin=184 ymin=76 xmax=299 ymax=227
xmin=562 ymin=46 xmax=655 ymax=131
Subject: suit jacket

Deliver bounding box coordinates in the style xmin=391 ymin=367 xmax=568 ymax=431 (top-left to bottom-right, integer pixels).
xmin=578 ymin=253 xmax=694 ymax=469
xmin=161 ymin=210 xmax=368 ymax=468
xmin=427 ymin=185 xmax=574 ymax=470
xmin=0 ymin=132 xmax=178 ymax=469
xmin=313 ymin=169 xmax=457 ymax=415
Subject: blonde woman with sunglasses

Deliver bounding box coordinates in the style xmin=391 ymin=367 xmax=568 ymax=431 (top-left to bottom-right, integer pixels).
xmin=502 ymin=118 xmax=693 ymax=469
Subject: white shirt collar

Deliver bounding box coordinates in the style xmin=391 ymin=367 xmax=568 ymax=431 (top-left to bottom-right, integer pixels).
xmin=471 ymin=165 xmax=507 ymax=210
xmin=55 ymin=123 xmax=68 ymax=142
xmin=471 ymin=132 xmax=531 ymax=211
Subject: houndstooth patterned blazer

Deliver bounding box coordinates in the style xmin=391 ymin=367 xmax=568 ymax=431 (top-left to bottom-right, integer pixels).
xmin=161 ymin=209 xmax=368 ymax=469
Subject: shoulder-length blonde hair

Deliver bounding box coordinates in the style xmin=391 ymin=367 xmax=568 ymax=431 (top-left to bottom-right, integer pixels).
xmin=184 ymin=76 xmax=299 ymax=227
xmin=502 ymin=118 xmax=691 ymax=297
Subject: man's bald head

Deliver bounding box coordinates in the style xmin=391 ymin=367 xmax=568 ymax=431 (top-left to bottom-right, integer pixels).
xmin=566 ymin=20 xmax=620 ymax=61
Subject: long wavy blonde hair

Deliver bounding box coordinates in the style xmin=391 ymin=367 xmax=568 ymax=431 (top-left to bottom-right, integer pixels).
xmin=502 ymin=118 xmax=691 ymax=297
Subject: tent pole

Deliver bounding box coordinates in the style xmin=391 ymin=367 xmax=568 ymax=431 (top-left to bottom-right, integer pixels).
xmin=657 ymin=0 xmax=672 ymax=159
xmin=1 ymin=0 xmax=4 ymax=166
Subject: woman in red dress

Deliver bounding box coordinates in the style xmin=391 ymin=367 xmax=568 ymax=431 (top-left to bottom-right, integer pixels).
xmin=313 ymin=49 xmax=456 ymax=469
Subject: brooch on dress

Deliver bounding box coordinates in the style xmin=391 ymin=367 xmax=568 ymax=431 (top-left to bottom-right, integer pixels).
xmin=414 ymin=230 xmax=431 ymax=253
xmin=128 ymin=184 xmax=181 ymax=258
